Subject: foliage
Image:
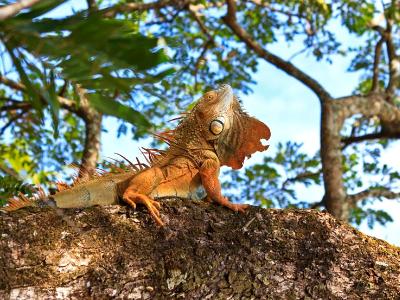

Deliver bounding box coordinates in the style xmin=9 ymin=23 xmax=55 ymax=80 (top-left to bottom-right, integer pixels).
xmin=223 ymin=142 xmax=322 ymax=209
xmin=0 ymin=175 xmax=35 ymax=206
xmin=0 ymin=0 xmax=174 ymax=184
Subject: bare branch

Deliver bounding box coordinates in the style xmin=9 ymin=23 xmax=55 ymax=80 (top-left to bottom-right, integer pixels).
xmin=0 ymin=75 xmax=25 ymax=91
xmin=0 ymin=109 xmax=27 ymax=136
xmin=103 ymin=0 xmax=197 ymax=18
xmin=187 ymin=5 xmax=217 ymax=90
xmin=371 ymin=37 xmax=384 ymax=92
xmin=0 ymin=102 xmax=31 ymax=112
xmin=384 ymin=20 xmax=398 ymax=96
xmin=0 ymin=164 xmax=20 ymax=179
xmin=247 ymin=0 xmax=304 ymax=19
xmin=348 ymin=188 xmax=400 ymax=205
xmin=0 ymin=0 xmax=41 ymax=21
xmin=281 ymin=170 xmax=322 ymax=191
xmin=0 ymin=75 xmax=81 ymax=116
xmin=341 ymin=129 xmax=400 ymax=150
xmin=222 ymin=0 xmax=331 ymax=101
xmin=188 ymin=6 xmax=214 ymax=42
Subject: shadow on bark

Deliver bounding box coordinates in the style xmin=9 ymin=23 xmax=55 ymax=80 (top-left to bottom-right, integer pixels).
xmin=1 ymin=199 xmax=399 ymax=299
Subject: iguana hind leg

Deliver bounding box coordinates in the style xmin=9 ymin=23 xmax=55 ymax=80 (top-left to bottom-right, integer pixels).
xmin=122 ymin=167 xmax=164 ymax=226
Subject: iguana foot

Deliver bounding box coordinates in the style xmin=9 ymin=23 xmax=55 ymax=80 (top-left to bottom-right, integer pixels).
xmin=215 ymin=197 xmax=249 ymax=213
xmin=123 ymin=191 xmax=163 ymax=226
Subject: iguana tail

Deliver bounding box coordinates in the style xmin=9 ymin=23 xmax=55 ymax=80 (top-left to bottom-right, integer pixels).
xmin=1 ymin=186 xmax=55 ymax=212
xmin=1 ymin=172 xmax=136 ymax=212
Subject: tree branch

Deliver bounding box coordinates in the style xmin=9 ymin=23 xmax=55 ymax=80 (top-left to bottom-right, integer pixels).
xmin=341 ymin=130 xmax=400 ymax=150
xmin=281 ymin=170 xmax=321 ymax=191
xmin=188 ymin=5 xmax=214 ymax=42
xmin=103 ymin=0 xmax=197 ymax=18
xmin=371 ymin=37 xmax=384 ymax=92
xmin=0 ymin=109 xmax=27 ymax=136
xmin=222 ymin=0 xmax=331 ymax=101
xmin=334 ymin=93 xmax=400 ymax=122
xmin=384 ymin=20 xmax=398 ymax=96
xmin=247 ymin=0 xmax=304 ymax=19
xmin=0 ymin=0 xmax=41 ymax=21
xmin=348 ymin=187 xmax=400 ymax=205
xmin=0 ymin=75 xmax=81 ymax=116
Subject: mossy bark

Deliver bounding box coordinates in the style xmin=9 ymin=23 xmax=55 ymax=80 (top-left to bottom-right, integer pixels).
xmin=1 ymin=199 xmax=399 ymax=299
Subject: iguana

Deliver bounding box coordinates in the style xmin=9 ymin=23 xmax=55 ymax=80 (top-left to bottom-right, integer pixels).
xmin=2 ymin=84 xmax=271 ymax=226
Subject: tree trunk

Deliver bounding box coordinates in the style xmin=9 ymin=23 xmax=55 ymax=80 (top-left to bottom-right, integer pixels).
xmin=76 ymin=85 xmax=102 ymax=178
xmin=320 ymin=101 xmax=349 ymax=221
xmin=1 ymin=200 xmax=399 ymax=299
xmin=81 ymin=111 xmax=102 ymax=177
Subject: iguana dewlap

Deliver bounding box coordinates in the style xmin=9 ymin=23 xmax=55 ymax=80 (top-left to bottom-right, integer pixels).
xmin=3 ymin=84 xmax=271 ymax=226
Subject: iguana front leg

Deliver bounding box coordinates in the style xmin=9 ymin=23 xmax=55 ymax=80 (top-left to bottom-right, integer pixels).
xmin=122 ymin=167 xmax=164 ymax=226
xmin=199 ymin=159 xmax=249 ymax=212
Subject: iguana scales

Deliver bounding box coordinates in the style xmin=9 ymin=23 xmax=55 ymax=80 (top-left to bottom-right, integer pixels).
xmin=2 ymin=84 xmax=271 ymax=226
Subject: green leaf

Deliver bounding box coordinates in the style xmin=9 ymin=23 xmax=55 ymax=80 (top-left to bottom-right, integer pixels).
xmin=88 ymin=93 xmax=150 ymax=128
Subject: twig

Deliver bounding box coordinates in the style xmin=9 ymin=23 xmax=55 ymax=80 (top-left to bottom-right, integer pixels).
xmin=0 ymin=0 xmax=41 ymax=21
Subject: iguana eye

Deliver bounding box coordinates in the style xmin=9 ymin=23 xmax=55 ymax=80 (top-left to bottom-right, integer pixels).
xmin=209 ymin=119 xmax=224 ymax=135
xmin=205 ymin=92 xmax=215 ymax=100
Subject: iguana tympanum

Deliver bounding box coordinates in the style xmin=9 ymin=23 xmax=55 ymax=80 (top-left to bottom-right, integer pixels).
xmin=2 ymin=84 xmax=271 ymax=226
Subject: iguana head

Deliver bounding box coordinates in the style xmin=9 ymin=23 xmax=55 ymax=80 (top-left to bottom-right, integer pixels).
xmin=193 ymin=84 xmax=271 ymax=169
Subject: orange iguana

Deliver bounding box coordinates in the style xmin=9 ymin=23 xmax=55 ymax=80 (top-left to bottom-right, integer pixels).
xmin=2 ymin=84 xmax=271 ymax=226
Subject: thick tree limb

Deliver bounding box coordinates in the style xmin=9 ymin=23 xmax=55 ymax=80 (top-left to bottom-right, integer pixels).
xmin=348 ymin=188 xmax=400 ymax=205
xmin=222 ymin=0 xmax=331 ymax=101
xmin=334 ymin=93 xmax=400 ymax=122
xmin=0 ymin=0 xmax=41 ymax=21
xmin=1 ymin=201 xmax=400 ymax=298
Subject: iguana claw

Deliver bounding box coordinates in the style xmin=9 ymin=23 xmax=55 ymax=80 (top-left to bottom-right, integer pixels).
xmin=123 ymin=192 xmax=164 ymax=226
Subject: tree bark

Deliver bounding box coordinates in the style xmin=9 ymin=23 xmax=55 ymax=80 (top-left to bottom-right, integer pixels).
xmin=1 ymin=200 xmax=399 ymax=299
xmin=76 ymin=86 xmax=103 ymax=178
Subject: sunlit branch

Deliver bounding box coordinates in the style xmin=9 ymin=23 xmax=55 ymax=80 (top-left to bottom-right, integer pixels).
xmin=0 ymin=0 xmax=41 ymax=21
xmin=222 ymin=0 xmax=331 ymax=102
xmin=103 ymin=0 xmax=197 ymax=18
xmin=371 ymin=37 xmax=384 ymax=92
